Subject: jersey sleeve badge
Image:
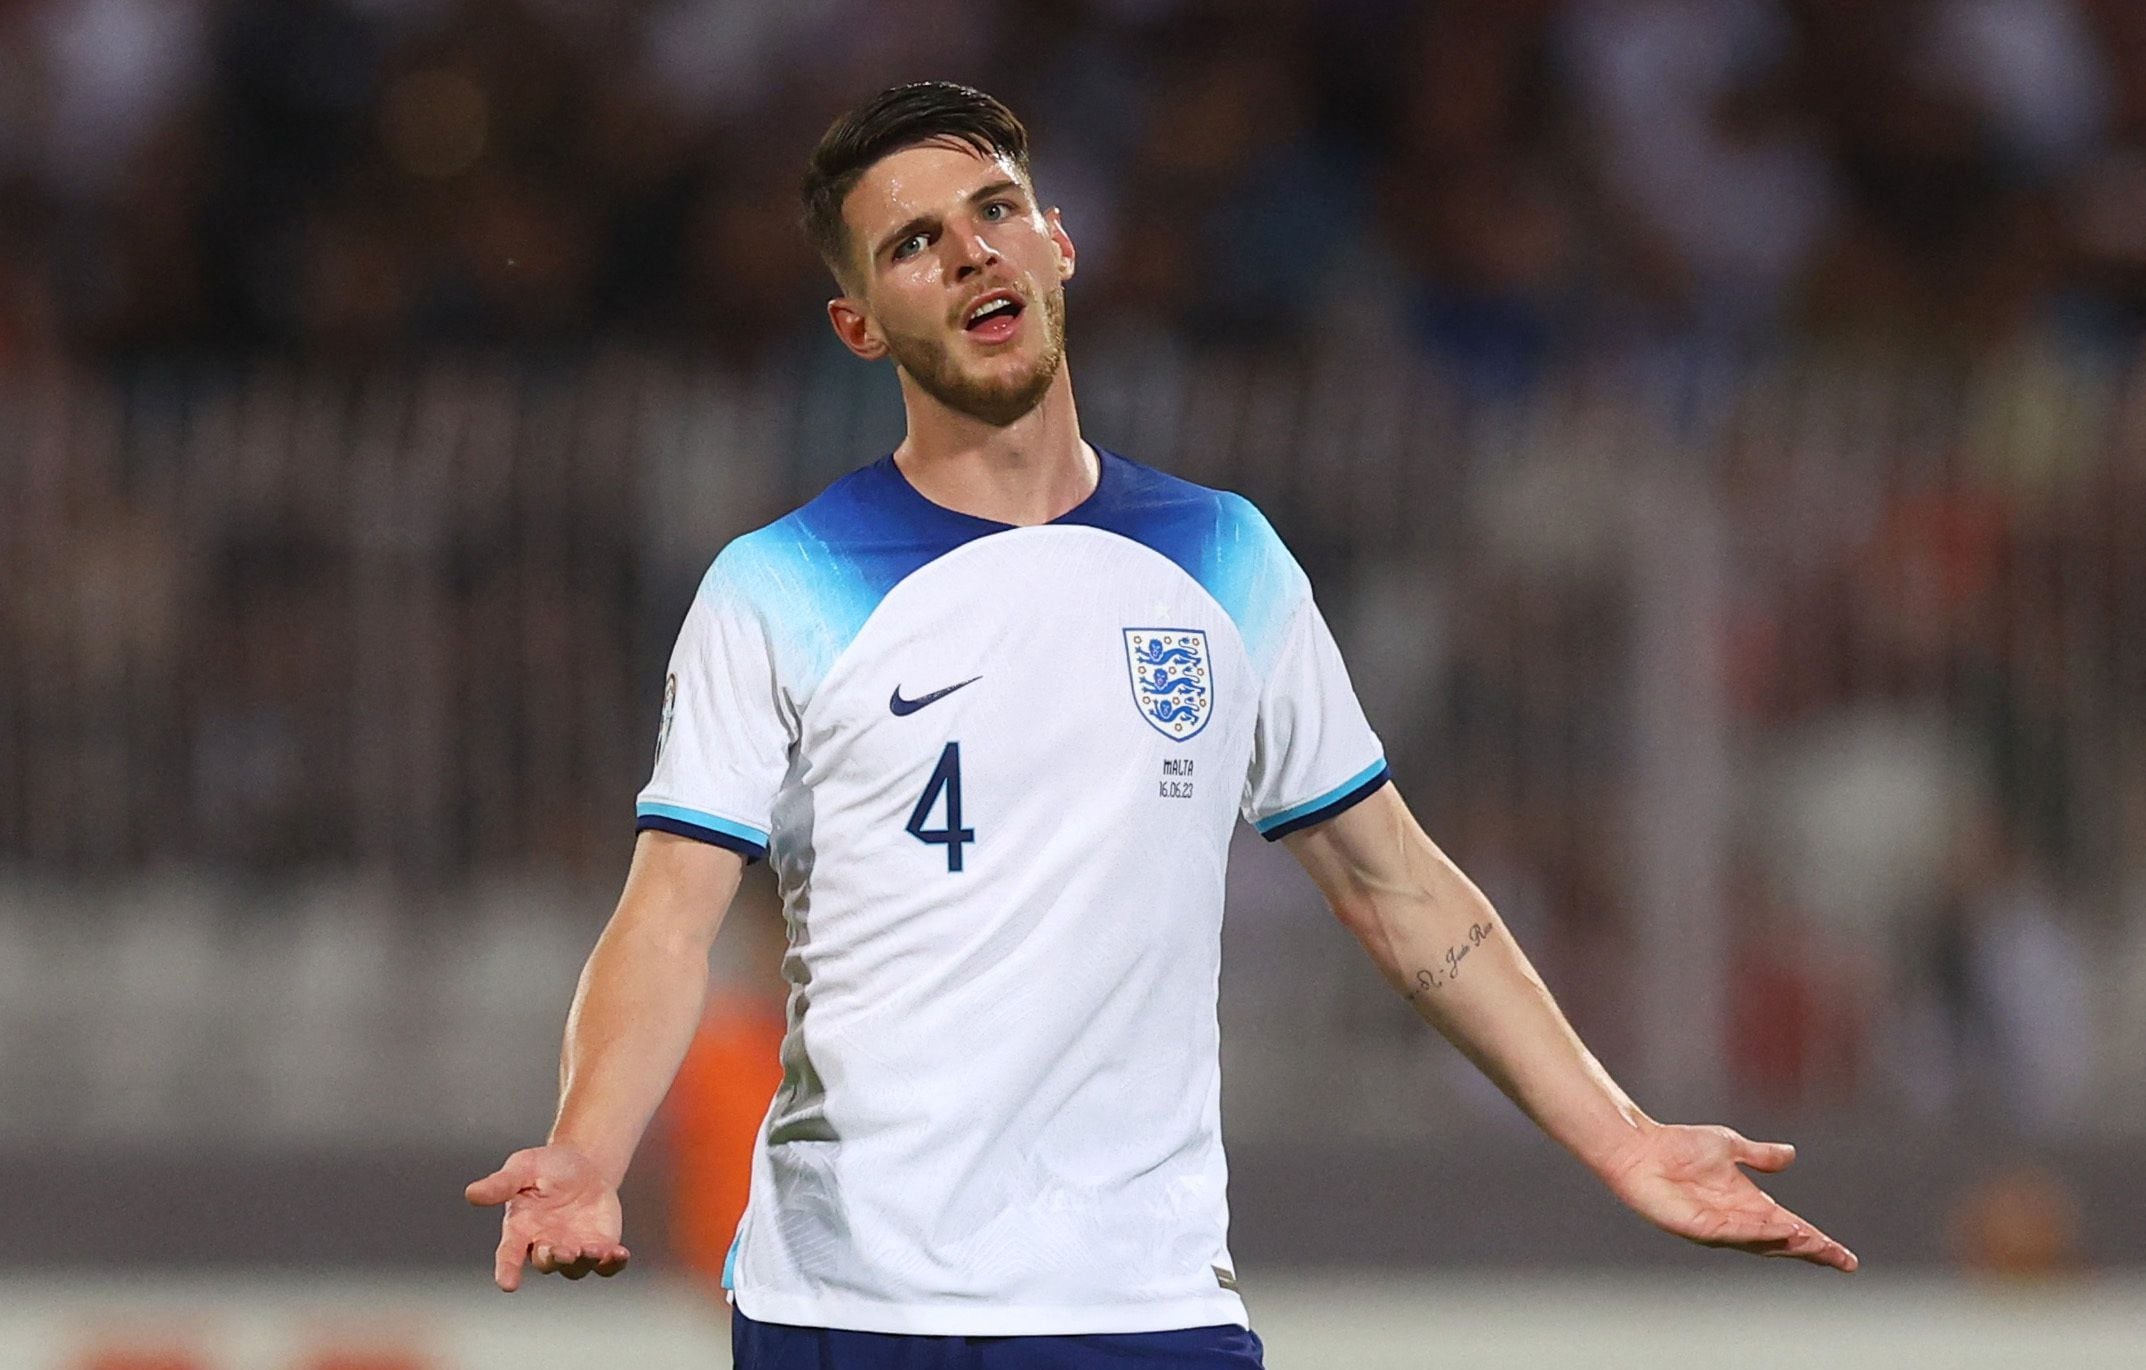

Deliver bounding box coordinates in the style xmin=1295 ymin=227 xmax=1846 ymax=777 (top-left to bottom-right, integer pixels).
xmin=655 ymin=672 xmax=677 ymax=764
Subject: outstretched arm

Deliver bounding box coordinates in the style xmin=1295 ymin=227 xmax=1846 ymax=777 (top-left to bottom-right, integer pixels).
xmin=1282 ymin=783 xmax=1856 ymax=1272
xmin=465 ymin=829 xmax=748 ymax=1289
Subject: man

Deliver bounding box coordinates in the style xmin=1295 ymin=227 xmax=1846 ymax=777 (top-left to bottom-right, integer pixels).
xmin=468 ymin=81 xmax=1856 ymax=1368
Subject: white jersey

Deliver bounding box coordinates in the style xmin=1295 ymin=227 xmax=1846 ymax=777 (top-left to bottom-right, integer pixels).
xmin=637 ymin=450 xmax=1385 ymax=1336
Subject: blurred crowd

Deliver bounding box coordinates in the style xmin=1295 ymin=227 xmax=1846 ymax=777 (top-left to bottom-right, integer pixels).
xmin=1320 ymin=349 xmax=2146 ymax=1138
xmin=11 ymin=348 xmax=2146 ymax=1138
xmin=6 ymin=0 xmax=2146 ymax=1142
xmin=4 ymin=0 xmax=2146 ymax=371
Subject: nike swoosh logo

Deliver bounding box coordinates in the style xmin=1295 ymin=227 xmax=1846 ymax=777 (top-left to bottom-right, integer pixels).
xmin=889 ymin=676 xmax=981 ymax=716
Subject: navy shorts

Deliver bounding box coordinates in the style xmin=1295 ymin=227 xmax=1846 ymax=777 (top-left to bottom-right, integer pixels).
xmin=731 ymin=1309 xmax=1266 ymax=1369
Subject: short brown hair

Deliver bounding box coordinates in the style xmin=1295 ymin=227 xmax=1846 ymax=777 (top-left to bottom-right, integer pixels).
xmin=801 ymin=81 xmax=1033 ymax=289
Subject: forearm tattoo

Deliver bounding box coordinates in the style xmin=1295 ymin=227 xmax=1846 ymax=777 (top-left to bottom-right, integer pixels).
xmin=1403 ymin=920 xmax=1497 ymax=1001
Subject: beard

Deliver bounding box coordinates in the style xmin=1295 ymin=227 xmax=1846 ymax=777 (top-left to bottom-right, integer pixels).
xmin=881 ymin=284 xmax=1068 ymax=428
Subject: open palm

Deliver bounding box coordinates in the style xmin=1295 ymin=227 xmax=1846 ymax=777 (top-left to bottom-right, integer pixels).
xmin=466 ymin=1144 xmax=631 ymax=1291
xmin=1603 ymin=1124 xmax=1858 ymax=1271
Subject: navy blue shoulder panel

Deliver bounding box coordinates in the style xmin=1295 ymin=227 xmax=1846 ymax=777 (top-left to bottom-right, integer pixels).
xmin=713 ymin=450 xmax=1306 ymax=683
xmin=1066 ymin=452 xmax=1307 ymax=666
xmin=786 ymin=455 xmax=1006 ymax=599
xmin=710 ymin=457 xmax=1001 ymax=688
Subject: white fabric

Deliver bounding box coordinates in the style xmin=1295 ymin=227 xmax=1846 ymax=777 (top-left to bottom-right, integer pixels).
xmin=641 ymin=465 xmax=1382 ymax=1336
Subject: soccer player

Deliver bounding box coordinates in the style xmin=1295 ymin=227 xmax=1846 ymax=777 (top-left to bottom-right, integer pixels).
xmin=467 ymin=81 xmax=1856 ymax=1367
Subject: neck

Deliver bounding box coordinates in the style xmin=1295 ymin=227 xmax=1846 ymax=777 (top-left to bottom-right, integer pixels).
xmin=892 ymin=365 xmax=1094 ymax=526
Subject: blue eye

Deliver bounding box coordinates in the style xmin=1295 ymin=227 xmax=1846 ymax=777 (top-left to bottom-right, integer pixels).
xmin=983 ymin=201 xmax=1009 ymax=220
xmin=894 ymin=234 xmax=927 ymax=260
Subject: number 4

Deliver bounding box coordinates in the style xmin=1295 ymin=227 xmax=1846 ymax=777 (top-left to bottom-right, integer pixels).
xmin=906 ymin=742 xmax=976 ymax=872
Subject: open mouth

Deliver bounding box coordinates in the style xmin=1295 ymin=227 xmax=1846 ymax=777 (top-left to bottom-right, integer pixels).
xmin=962 ymin=291 xmax=1025 ymax=342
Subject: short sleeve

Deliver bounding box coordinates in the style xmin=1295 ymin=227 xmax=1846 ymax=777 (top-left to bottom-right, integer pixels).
xmin=634 ymin=555 xmax=793 ymax=861
xmin=1241 ymin=594 xmax=1388 ymax=841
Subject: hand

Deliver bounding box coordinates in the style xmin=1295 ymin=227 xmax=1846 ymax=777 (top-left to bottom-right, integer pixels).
xmin=1601 ymin=1123 xmax=1858 ymax=1272
xmin=465 ymin=1144 xmax=631 ymax=1291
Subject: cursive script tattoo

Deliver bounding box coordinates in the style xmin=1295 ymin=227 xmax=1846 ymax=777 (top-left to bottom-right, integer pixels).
xmin=1404 ymin=921 xmax=1496 ymax=1000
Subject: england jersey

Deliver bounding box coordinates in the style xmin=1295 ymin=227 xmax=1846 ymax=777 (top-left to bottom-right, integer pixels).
xmin=636 ymin=449 xmax=1386 ymax=1336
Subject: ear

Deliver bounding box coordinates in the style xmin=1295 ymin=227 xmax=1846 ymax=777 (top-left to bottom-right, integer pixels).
xmin=827 ymin=295 xmax=888 ymax=361
xmin=1045 ymin=207 xmax=1076 ymax=283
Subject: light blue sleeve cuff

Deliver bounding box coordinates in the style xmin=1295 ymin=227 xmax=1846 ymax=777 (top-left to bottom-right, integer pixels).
xmin=635 ymin=801 xmax=770 ymax=860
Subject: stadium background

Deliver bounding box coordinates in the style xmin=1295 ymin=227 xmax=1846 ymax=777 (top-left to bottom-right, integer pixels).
xmin=3 ymin=0 xmax=2144 ymax=1364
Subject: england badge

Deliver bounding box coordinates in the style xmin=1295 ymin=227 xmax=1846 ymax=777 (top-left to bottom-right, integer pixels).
xmin=1123 ymin=628 xmax=1213 ymax=741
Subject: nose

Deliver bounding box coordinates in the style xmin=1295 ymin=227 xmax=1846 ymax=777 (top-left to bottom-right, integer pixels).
xmin=946 ymin=221 xmax=1001 ymax=280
